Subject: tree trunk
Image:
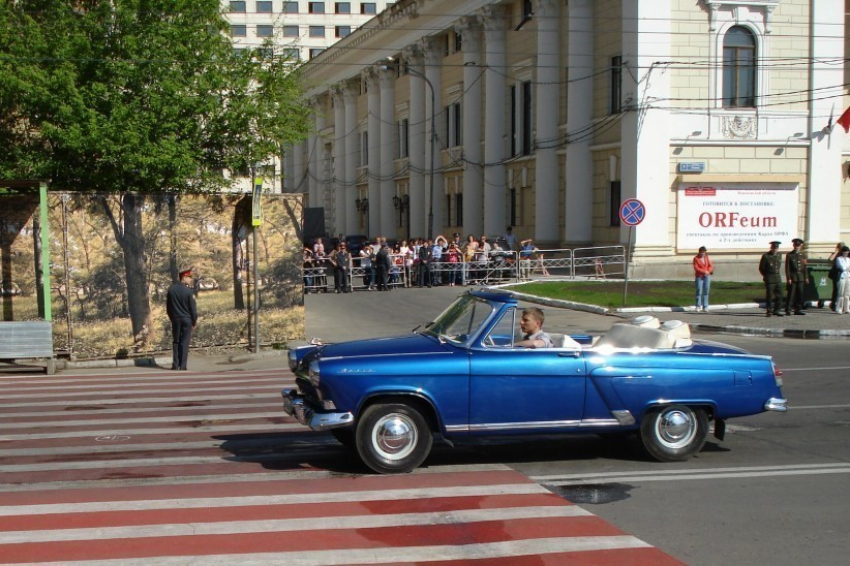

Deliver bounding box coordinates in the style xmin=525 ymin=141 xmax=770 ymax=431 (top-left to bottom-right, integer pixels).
xmin=32 ymin=214 xmax=45 ymax=319
xmin=232 ymin=200 xmax=246 ymax=310
xmin=168 ymin=193 xmax=179 ymax=283
xmin=100 ymin=193 xmax=153 ymax=349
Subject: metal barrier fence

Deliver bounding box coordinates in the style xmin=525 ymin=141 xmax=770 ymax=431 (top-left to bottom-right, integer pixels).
xmin=302 ymin=246 xmax=625 ymax=292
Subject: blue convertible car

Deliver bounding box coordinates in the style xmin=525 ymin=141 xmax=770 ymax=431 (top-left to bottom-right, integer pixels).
xmin=283 ymin=289 xmax=787 ymax=474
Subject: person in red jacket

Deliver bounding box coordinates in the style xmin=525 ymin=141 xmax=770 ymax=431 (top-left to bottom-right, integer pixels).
xmin=693 ymin=246 xmax=714 ymax=312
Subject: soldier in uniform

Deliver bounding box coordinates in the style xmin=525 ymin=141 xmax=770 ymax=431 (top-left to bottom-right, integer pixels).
xmin=758 ymin=241 xmax=784 ymax=317
xmin=785 ymin=238 xmax=808 ymax=315
xmin=331 ymin=242 xmax=352 ymax=293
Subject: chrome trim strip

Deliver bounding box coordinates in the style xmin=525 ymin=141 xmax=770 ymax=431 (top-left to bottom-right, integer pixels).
xmin=446 ymin=418 xmax=623 ymax=433
xmin=610 ymin=410 xmax=636 ymax=426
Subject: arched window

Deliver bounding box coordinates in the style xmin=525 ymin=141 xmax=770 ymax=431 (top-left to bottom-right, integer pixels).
xmin=723 ymin=26 xmax=757 ymax=108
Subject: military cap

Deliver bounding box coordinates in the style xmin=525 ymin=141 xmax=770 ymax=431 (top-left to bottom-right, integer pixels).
xmin=792 ymin=238 xmax=804 ymax=246
xmin=178 ymin=268 xmax=193 ymax=278
xmin=769 ymin=241 xmax=781 ymax=247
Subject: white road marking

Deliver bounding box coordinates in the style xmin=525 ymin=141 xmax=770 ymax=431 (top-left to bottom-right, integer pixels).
xmin=0 ymin=464 xmax=514 ymax=493
xmin=0 ymin=506 xmax=589 ymax=544
xmin=28 ymin=536 xmax=652 ymax=566
xmin=0 ymin=384 xmax=282 ymax=401
xmin=532 ymin=463 xmax=850 ymax=486
xmin=0 ymin=483 xmax=549 ymax=516
xmin=0 ymin=402 xmax=283 ymax=420
xmin=0 ymin=393 xmax=284 ymax=409
xmin=0 ymin=411 xmax=287 ymax=429
xmin=0 ymin=423 xmax=303 ymax=442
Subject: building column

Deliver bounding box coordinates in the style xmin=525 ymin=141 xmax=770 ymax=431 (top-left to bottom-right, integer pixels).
xmin=809 ymin=0 xmax=844 ymax=247
xmin=422 ymin=36 xmax=444 ymax=240
xmin=481 ymin=6 xmax=507 ymax=237
xmin=379 ymin=65 xmax=397 ymax=237
xmin=332 ymin=87 xmax=348 ymax=236
xmin=364 ymin=67 xmax=381 ymax=236
xmin=620 ymin=1 xmax=672 ymax=254
xmin=343 ymin=83 xmax=360 ymax=236
xmin=457 ymin=16 xmax=484 ymax=238
xmin=565 ymin=0 xmax=593 ymax=244
xmin=534 ymin=0 xmax=560 ymax=245
xmin=404 ymin=46 xmax=427 ymax=239
xmin=308 ymin=98 xmax=325 ymax=210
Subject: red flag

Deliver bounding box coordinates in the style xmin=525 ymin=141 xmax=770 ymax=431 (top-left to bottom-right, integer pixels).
xmin=837 ymin=106 xmax=850 ymax=133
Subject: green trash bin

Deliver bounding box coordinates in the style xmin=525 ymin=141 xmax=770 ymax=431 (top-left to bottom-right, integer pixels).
xmin=805 ymin=259 xmax=833 ymax=308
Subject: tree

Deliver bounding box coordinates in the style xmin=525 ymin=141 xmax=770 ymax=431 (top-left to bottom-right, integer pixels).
xmin=0 ymin=0 xmax=310 ymax=347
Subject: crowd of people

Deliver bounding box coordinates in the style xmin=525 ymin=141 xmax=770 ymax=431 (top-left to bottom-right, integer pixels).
xmin=302 ymin=228 xmax=541 ymax=293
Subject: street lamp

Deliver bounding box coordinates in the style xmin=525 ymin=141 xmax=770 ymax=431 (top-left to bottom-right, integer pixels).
xmin=383 ymin=58 xmax=435 ymax=240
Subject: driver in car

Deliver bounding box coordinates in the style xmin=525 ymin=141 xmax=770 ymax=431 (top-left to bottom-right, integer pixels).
xmin=516 ymin=307 xmax=553 ymax=349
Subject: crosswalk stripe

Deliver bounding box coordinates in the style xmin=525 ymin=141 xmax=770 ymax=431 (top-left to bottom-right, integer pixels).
xmin=55 ymin=536 xmax=653 ymax=565
xmin=0 ymin=384 xmax=283 ymax=401
xmin=0 ymin=506 xmax=590 ymax=544
xmin=0 ymin=483 xmax=549 ymax=516
xmin=0 ymin=423 xmax=302 ymax=442
xmin=0 ymin=392 xmax=285 ymax=409
xmin=0 ymin=411 xmax=286 ymax=429
xmin=0 ymin=401 xmax=281 ymax=421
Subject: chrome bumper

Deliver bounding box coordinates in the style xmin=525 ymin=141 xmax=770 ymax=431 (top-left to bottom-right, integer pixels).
xmin=281 ymin=388 xmax=354 ymax=431
xmin=764 ymin=397 xmax=788 ymax=412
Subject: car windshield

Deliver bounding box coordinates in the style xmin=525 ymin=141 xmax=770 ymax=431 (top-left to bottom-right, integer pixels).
xmin=423 ymin=294 xmax=495 ymax=345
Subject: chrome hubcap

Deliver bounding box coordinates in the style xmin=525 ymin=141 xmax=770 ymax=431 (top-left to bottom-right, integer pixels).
xmin=656 ymin=409 xmax=696 ymax=449
xmin=372 ymin=413 xmax=417 ymax=461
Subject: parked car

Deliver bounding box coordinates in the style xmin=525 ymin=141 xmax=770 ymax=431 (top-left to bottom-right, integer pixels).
xmin=283 ymin=289 xmax=787 ymax=474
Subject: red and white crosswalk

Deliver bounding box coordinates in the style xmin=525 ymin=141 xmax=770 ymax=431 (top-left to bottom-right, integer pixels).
xmin=0 ymin=369 xmax=681 ymax=564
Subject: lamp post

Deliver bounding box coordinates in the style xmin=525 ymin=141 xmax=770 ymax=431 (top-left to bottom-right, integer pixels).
xmin=384 ymin=60 xmax=435 ymax=241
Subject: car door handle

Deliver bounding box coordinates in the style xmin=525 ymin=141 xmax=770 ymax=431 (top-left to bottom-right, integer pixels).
xmin=558 ymin=352 xmax=581 ymax=358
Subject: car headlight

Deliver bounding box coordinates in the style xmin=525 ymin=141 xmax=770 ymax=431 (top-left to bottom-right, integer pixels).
xmin=309 ymin=360 xmax=321 ymax=387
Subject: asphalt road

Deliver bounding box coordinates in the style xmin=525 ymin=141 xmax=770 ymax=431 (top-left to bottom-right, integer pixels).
xmin=306 ymin=286 xmax=850 ymax=565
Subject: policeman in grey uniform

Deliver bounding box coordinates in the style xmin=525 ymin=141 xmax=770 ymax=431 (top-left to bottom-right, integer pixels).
xmin=758 ymin=241 xmax=784 ymax=317
xmin=166 ymin=268 xmax=198 ymax=370
xmin=785 ymin=238 xmax=808 ymax=315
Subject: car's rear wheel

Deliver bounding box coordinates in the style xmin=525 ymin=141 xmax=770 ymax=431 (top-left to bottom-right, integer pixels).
xmin=355 ymin=403 xmax=433 ymax=474
xmin=640 ymin=404 xmax=708 ymax=462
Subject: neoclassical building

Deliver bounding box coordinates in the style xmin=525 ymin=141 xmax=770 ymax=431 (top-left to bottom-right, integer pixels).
xmin=284 ymin=0 xmax=848 ymax=278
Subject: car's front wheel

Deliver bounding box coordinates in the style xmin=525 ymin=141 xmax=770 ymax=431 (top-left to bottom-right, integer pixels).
xmin=640 ymin=404 xmax=708 ymax=462
xmin=355 ymin=403 xmax=433 ymax=474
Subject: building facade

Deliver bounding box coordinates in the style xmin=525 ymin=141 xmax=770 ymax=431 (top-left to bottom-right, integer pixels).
xmin=285 ymin=0 xmax=849 ymax=278
xmin=223 ymin=0 xmax=395 ymax=62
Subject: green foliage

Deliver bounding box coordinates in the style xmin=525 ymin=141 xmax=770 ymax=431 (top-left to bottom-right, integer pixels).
xmin=518 ymin=281 xmax=766 ymax=310
xmin=0 ymin=0 xmax=309 ymax=192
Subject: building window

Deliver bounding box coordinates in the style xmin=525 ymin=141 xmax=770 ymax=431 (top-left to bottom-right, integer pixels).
xmin=229 ymin=1 xmax=247 ymax=12
xmin=397 ymin=119 xmax=409 ymax=158
xmin=308 ymin=1 xmax=325 ymax=13
xmin=610 ymin=55 xmax=622 ymax=114
xmin=335 ymin=25 xmax=351 ymax=38
xmin=283 ymin=25 xmax=299 ymax=37
xmin=335 ymin=2 xmax=351 ymax=13
xmin=609 ymin=181 xmax=621 ymax=227
xmin=723 ymin=26 xmax=756 ymax=108
xmin=445 ymin=102 xmax=461 ymax=148
xmin=511 ymin=81 xmax=532 ymax=157
xmin=454 ymin=30 xmax=462 ymax=52
xmin=446 ymin=193 xmax=452 ymax=227
xmin=282 ymin=1 xmax=298 ymax=13
xmin=361 ymin=2 xmax=376 ymax=14
xmin=283 ymin=48 xmax=300 ymax=60
xmin=257 ymin=1 xmax=273 ymax=13
xmin=230 ymin=25 xmax=247 ymax=37
xmin=256 ymin=25 xmax=274 ymax=37
xmin=361 ymin=132 xmax=369 ymax=166
xmin=309 ymin=25 xmax=325 ymax=38
xmin=309 ymin=48 xmax=324 ymax=59
xmin=509 ymin=188 xmax=517 ymax=227
xmin=455 ymin=193 xmax=463 ymax=227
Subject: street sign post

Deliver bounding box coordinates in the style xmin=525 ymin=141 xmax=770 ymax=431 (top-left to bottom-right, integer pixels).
xmin=619 ymin=199 xmax=646 ymax=306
